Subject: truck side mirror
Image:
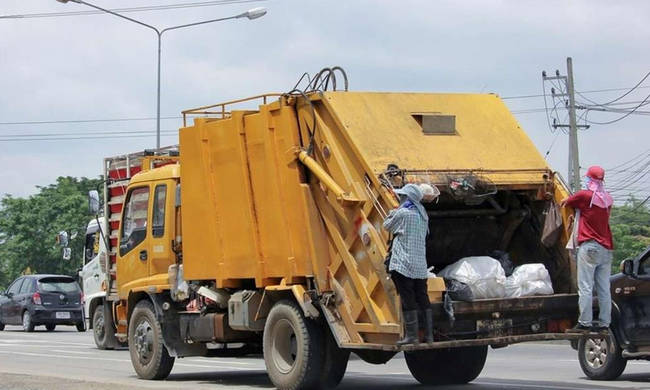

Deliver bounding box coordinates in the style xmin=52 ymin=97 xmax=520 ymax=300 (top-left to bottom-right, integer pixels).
xmin=88 ymin=190 xmax=100 ymax=215
xmin=622 ymin=259 xmax=635 ymax=277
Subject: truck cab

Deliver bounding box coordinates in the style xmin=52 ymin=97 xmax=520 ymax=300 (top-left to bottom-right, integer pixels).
xmin=79 ymin=217 xmax=107 ymax=322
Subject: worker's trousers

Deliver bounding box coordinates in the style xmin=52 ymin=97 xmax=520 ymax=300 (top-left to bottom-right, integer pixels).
xmin=577 ymin=240 xmax=612 ymax=327
xmin=391 ymin=271 xmax=430 ymax=311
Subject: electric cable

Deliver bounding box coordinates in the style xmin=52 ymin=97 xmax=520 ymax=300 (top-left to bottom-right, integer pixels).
xmin=0 ymin=0 xmax=267 ymax=19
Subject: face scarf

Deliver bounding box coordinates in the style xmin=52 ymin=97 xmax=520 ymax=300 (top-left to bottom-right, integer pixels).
xmin=586 ymin=177 xmax=613 ymax=209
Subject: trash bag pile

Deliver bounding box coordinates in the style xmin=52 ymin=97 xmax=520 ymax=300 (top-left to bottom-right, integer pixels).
xmin=439 ymin=255 xmax=554 ymax=301
xmin=505 ymin=264 xmax=554 ymax=298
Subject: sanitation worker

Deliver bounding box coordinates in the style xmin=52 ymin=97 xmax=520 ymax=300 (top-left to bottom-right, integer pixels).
xmin=384 ymin=183 xmax=438 ymax=345
xmin=562 ymin=165 xmax=614 ymax=333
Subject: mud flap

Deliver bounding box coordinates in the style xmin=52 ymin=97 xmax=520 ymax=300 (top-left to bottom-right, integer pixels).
xmin=148 ymin=293 xmax=206 ymax=358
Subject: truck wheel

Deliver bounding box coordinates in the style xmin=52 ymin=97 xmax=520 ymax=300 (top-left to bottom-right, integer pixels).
xmin=128 ymin=300 xmax=175 ymax=380
xmin=22 ymin=311 xmax=35 ymax=332
xmin=578 ymin=333 xmax=627 ymax=380
xmin=93 ymin=306 xmax=110 ymax=349
xmin=405 ymin=346 xmax=487 ymax=385
xmin=263 ymin=300 xmax=323 ymax=390
xmin=354 ymin=350 xmax=396 ymax=365
xmin=320 ymin=327 xmax=349 ymax=389
xmin=45 ymin=324 xmax=56 ymax=331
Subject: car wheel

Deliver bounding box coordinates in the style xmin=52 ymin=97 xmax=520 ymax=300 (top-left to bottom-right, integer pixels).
xmin=76 ymin=321 xmax=86 ymax=332
xmin=263 ymin=300 xmax=324 ymax=390
xmin=128 ymin=300 xmax=175 ymax=380
xmin=22 ymin=311 xmax=35 ymax=332
xmin=45 ymin=324 xmax=56 ymax=332
xmin=0 ymin=320 xmax=5 ymax=331
xmin=578 ymin=332 xmax=627 ymax=380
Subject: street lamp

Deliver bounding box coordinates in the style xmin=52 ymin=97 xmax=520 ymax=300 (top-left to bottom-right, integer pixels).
xmin=56 ymin=0 xmax=267 ymax=148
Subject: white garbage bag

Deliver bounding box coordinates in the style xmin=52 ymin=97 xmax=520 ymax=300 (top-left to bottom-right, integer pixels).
xmin=505 ymin=263 xmax=554 ymax=298
xmin=438 ymin=256 xmax=506 ymax=299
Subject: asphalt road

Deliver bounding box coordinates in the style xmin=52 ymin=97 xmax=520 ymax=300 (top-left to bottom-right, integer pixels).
xmin=1 ymin=325 xmax=650 ymax=390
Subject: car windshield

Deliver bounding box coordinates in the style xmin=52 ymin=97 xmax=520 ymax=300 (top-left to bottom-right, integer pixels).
xmin=37 ymin=277 xmax=80 ymax=293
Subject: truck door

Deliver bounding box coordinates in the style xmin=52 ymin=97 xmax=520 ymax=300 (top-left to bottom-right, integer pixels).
xmin=618 ymin=249 xmax=650 ymax=345
xmin=117 ymin=186 xmax=151 ymax=292
xmin=80 ymin=222 xmax=103 ymax=298
xmin=148 ymin=183 xmax=175 ymax=276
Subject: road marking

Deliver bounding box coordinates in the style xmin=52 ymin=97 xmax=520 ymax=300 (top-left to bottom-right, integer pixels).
xmin=477 ymin=381 xmax=603 ymax=390
xmin=0 ymin=349 xmax=260 ymax=371
xmin=0 ymin=339 xmax=95 ymax=347
xmin=51 ymin=349 xmax=95 ymax=355
xmin=187 ymin=358 xmax=256 ymax=365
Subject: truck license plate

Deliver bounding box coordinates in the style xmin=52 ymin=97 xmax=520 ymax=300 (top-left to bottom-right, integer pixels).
xmin=55 ymin=312 xmax=70 ymax=319
xmin=476 ymin=319 xmax=513 ymax=337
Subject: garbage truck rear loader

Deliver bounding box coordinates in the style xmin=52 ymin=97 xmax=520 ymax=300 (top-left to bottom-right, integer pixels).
xmin=101 ymin=85 xmax=581 ymax=388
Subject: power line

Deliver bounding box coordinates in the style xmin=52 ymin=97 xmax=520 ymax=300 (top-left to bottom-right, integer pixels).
xmin=0 ymin=0 xmax=266 ymax=19
xmin=0 ymin=116 xmax=181 ymax=126
xmin=577 ymin=70 xmax=650 ymax=107
xmin=0 ymin=129 xmax=179 ymax=138
xmin=584 ymin=90 xmax=650 ymax=125
xmin=0 ymin=132 xmax=178 ymax=142
xmin=501 ymin=85 xmax=650 ymax=100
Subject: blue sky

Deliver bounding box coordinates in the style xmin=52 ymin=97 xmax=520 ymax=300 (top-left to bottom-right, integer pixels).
xmin=1 ymin=0 xmax=649 ymax=201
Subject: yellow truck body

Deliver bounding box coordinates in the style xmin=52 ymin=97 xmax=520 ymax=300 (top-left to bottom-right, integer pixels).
xmin=105 ymin=87 xmax=580 ymax=388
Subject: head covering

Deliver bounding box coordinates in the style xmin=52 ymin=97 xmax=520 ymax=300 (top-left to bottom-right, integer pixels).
xmin=586 ymin=165 xmax=605 ymax=181
xmin=418 ymin=183 xmax=440 ymax=203
xmin=394 ymin=184 xmax=428 ymax=221
xmin=584 ymin=166 xmax=613 ymax=208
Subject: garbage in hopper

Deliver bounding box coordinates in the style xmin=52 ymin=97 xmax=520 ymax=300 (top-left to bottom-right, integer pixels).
xmin=438 ymin=256 xmax=506 ymax=299
xmin=505 ymin=264 xmax=554 ymax=298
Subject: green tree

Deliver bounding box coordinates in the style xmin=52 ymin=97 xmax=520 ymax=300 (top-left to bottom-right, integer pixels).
xmin=610 ymin=196 xmax=650 ymax=272
xmin=0 ymin=176 xmax=102 ymax=290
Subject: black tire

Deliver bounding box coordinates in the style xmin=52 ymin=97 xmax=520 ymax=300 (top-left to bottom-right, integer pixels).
xmin=92 ymin=305 xmax=121 ymax=349
xmin=405 ymin=346 xmax=488 ymax=385
xmin=354 ymin=350 xmax=396 ymax=365
xmin=128 ymin=300 xmax=175 ymax=380
xmin=263 ymin=300 xmax=324 ymax=390
xmin=22 ymin=311 xmax=35 ymax=332
xmin=320 ymin=327 xmax=349 ymax=389
xmin=578 ymin=333 xmax=627 ymax=380
xmin=45 ymin=324 xmax=56 ymax=332
xmin=0 ymin=321 xmax=5 ymax=331
xmin=76 ymin=321 xmax=86 ymax=332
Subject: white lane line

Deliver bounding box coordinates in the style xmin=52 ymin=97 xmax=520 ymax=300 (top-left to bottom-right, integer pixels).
xmin=477 ymin=381 xmax=601 ymax=390
xmin=0 ymin=349 xmax=261 ymax=371
xmin=0 ymin=339 xmax=95 ymax=347
xmin=51 ymin=349 xmax=95 ymax=355
xmin=187 ymin=358 xmax=256 ymax=365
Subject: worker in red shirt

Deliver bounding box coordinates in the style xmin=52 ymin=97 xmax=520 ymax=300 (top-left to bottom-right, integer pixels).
xmin=562 ymin=166 xmax=614 ymax=332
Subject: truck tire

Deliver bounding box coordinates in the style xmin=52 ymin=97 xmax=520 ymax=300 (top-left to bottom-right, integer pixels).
xmin=128 ymin=300 xmax=175 ymax=380
xmin=320 ymin=327 xmax=349 ymax=389
xmin=22 ymin=311 xmax=35 ymax=332
xmin=405 ymin=346 xmax=487 ymax=385
xmin=263 ymin=300 xmax=323 ymax=390
xmin=93 ymin=305 xmax=117 ymax=349
xmin=578 ymin=333 xmax=627 ymax=380
xmin=354 ymin=350 xmax=396 ymax=365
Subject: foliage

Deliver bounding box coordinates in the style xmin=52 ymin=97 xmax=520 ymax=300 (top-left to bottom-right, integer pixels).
xmin=610 ymin=196 xmax=650 ymax=272
xmin=0 ymin=176 xmax=102 ymax=290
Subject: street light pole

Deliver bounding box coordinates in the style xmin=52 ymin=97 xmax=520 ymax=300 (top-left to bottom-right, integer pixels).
xmin=56 ymin=0 xmax=267 ymax=148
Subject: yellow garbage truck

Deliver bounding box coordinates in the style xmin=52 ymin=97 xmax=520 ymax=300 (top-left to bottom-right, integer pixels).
xmin=90 ymin=70 xmax=582 ymax=389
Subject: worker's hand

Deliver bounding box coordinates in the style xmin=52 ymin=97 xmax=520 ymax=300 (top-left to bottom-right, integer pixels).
xmin=560 ymin=197 xmax=568 ymax=207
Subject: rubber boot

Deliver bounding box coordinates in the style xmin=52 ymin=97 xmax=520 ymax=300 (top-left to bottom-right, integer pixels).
xmin=396 ymin=310 xmax=419 ymax=346
xmin=424 ymin=308 xmax=434 ymax=343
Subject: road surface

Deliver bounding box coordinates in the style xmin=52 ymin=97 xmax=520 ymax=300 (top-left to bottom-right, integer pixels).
xmin=1 ymin=325 xmax=650 ymax=389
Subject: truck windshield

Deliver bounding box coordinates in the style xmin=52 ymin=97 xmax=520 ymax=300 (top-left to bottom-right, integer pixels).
xmin=38 ymin=277 xmax=80 ymax=293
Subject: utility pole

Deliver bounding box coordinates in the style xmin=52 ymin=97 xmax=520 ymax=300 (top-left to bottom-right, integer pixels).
xmin=542 ymin=57 xmax=589 ymax=193
xmin=566 ymin=57 xmax=580 ymax=193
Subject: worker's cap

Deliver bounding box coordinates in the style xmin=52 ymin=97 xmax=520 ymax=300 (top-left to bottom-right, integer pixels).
xmin=394 ymin=183 xmax=423 ymax=202
xmin=586 ymin=165 xmax=605 ymax=181
xmin=418 ymin=183 xmax=440 ymax=203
